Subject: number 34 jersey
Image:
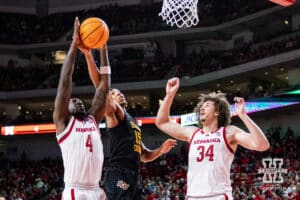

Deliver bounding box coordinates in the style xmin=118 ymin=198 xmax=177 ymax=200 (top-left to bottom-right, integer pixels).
xmin=187 ymin=127 xmax=234 ymax=197
xmin=57 ymin=115 xmax=104 ymax=188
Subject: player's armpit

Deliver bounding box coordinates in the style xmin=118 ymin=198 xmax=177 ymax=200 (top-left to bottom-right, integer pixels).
xmin=229 ymin=125 xmax=269 ymax=151
xmin=105 ymin=112 xmax=119 ymax=128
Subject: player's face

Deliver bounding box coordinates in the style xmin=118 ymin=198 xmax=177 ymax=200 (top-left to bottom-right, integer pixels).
xmin=111 ymin=89 xmax=127 ymax=107
xmin=199 ymin=101 xmax=217 ymax=124
xmin=68 ymin=98 xmax=86 ymax=116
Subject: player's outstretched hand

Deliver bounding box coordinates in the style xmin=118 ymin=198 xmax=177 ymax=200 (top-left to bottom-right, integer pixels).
xmin=166 ymin=77 xmax=179 ymax=96
xmin=234 ymin=97 xmax=246 ymax=117
xmin=71 ymin=17 xmax=81 ymax=49
xmin=160 ymin=139 xmax=177 ymax=154
xmin=78 ymin=44 xmax=91 ymax=55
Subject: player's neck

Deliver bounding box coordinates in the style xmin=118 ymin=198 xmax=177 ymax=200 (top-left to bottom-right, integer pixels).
xmin=202 ymin=120 xmax=219 ymax=133
xmin=73 ymin=113 xmax=88 ymax=120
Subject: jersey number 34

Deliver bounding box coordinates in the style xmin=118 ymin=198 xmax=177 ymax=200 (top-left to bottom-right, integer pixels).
xmin=197 ymin=145 xmax=214 ymax=162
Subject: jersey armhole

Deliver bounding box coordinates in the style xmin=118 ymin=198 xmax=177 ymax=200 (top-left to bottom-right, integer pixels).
xmin=223 ymin=127 xmax=234 ymax=155
xmin=88 ymin=115 xmax=102 ymax=136
xmin=188 ymin=128 xmax=201 ymax=152
xmin=57 ymin=117 xmax=76 ymax=144
xmin=88 ymin=115 xmax=98 ymax=127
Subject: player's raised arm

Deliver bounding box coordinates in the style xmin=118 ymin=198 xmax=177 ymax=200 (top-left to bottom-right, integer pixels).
xmin=89 ymin=44 xmax=111 ymax=123
xmin=155 ymin=77 xmax=197 ymax=142
xmin=140 ymin=139 xmax=177 ymax=163
xmin=84 ymin=43 xmax=124 ymax=126
xmin=53 ymin=17 xmax=80 ymax=134
xmin=229 ymin=97 xmax=270 ymax=151
xmin=78 ymin=45 xmax=100 ymax=88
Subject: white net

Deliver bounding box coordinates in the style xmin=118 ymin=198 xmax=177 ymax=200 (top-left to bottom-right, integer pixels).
xmin=159 ymin=0 xmax=199 ymax=28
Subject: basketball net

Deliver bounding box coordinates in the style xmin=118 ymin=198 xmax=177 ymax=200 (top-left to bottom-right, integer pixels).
xmin=159 ymin=0 xmax=199 ymax=28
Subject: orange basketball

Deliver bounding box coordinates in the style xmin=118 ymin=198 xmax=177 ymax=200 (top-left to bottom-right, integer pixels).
xmin=79 ymin=17 xmax=109 ymax=49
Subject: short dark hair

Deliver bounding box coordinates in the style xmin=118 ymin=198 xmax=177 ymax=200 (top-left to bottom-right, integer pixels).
xmin=193 ymin=92 xmax=231 ymax=128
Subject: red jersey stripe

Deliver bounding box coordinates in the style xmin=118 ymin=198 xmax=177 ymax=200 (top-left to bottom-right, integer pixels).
xmin=222 ymin=127 xmax=234 ymax=154
xmin=58 ymin=118 xmax=76 ymax=144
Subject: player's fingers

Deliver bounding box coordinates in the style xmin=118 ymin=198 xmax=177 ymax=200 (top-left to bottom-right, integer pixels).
xmin=234 ymin=97 xmax=243 ymax=103
xmin=174 ymin=77 xmax=179 ymax=85
xmin=74 ymin=16 xmax=79 ymax=28
xmin=169 ymin=77 xmax=179 ymax=84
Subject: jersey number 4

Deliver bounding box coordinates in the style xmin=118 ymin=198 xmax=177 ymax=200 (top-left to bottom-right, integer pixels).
xmin=197 ymin=145 xmax=214 ymax=162
xmin=85 ymin=135 xmax=93 ymax=152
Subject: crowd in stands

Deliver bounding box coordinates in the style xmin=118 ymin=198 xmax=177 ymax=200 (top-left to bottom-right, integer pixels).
xmin=0 ymin=0 xmax=274 ymax=44
xmin=0 ymin=0 xmax=294 ymax=94
xmin=0 ymin=0 xmax=298 ymax=127
xmin=0 ymin=126 xmax=299 ymax=199
xmin=1 ymin=32 xmax=298 ymax=93
xmin=0 ymin=74 xmax=288 ymax=126
xmin=0 ymin=155 xmax=64 ymax=200
xmin=175 ymin=34 xmax=300 ymax=78
xmin=1 ymin=2 xmax=299 ymax=199
xmin=0 ymin=31 xmax=297 ymax=125
xmin=0 ymin=13 xmax=71 ymax=44
xmin=0 ymin=62 xmax=58 ymax=91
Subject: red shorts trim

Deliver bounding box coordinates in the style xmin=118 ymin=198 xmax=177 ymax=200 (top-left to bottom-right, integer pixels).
xmin=224 ymin=193 xmax=229 ymax=200
xmin=71 ymin=188 xmax=75 ymax=200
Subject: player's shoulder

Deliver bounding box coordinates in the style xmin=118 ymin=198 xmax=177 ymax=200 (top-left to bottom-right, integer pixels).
xmin=87 ymin=114 xmax=96 ymax=121
xmin=185 ymin=126 xmax=202 ymax=139
xmin=56 ymin=115 xmax=74 ymax=135
xmin=225 ymin=125 xmax=238 ymax=133
xmin=225 ymin=125 xmax=245 ymax=138
xmin=188 ymin=125 xmax=201 ymax=132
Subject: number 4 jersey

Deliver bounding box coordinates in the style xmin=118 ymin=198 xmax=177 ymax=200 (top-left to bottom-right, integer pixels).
xmin=57 ymin=115 xmax=104 ymax=188
xmin=187 ymin=127 xmax=234 ymax=198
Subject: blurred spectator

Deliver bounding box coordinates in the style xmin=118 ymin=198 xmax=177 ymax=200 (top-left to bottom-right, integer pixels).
xmin=0 ymin=126 xmax=299 ymax=199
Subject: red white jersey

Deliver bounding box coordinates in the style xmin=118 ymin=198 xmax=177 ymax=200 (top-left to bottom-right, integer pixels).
xmin=57 ymin=115 xmax=104 ymax=189
xmin=187 ymin=127 xmax=234 ymax=198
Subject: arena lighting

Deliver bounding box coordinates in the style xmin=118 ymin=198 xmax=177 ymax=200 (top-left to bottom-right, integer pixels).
xmin=230 ymin=101 xmax=300 ymax=116
xmin=181 ymin=113 xmax=198 ymax=126
xmin=285 ymin=89 xmax=300 ymax=95
xmin=0 ymin=116 xmax=180 ymax=136
xmin=180 ymin=101 xmax=300 ymax=126
xmin=53 ymin=50 xmax=66 ymax=64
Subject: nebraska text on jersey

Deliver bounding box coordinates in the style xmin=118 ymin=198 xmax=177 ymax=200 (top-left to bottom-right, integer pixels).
xmin=76 ymin=127 xmax=96 ymax=132
xmin=193 ymin=138 xmax=221 ymax=144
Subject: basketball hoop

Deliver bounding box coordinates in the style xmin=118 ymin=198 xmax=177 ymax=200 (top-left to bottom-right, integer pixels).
xmin=159 ymin=0 xmax=199 ymax=28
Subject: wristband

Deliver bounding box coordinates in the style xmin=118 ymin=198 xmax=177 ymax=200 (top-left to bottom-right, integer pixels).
xmin=100 ymin=66 xmax=111 ymax=74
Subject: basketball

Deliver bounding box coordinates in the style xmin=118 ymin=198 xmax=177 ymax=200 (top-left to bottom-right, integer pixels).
xmin=79 ymin=17 xmax=109 ymax=49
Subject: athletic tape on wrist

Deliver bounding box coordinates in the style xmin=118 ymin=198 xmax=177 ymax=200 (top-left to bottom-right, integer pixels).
xmin=100 ymin=66 xmax=111 ymax=74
